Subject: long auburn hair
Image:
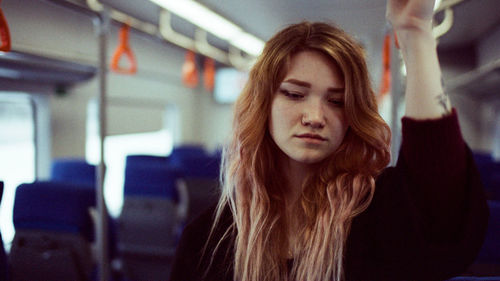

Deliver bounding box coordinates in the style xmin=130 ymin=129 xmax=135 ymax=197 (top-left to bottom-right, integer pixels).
xmin=210 ymin=21 xmax=391 ymax=281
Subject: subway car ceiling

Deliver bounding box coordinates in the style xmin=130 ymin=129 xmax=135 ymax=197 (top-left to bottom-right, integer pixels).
xmin=0 ymin=0 xmax=499 ymax=156
xmin=1 ymin=0 xmax=499 ymax=91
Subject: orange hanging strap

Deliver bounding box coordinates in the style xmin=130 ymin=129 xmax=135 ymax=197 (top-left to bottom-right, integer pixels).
xmin=111 ymin=24 xmax=137 ymax=74
xmin=0 ymin=0 xmax=11 ymax=52
xmin=182 ymin=50 xmax=198 ymax=88
xmin=379 ymin=31 xmax=392 ymax=98
xmin=203 ymin=57 xmax=215 ymax=92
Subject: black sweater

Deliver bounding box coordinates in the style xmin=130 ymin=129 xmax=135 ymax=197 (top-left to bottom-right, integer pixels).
xmin=170 ymin=111 xmax=489 ymax=281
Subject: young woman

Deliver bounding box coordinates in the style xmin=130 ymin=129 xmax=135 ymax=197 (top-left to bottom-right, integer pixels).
xmin=170 ymin=0 xmax=489 ymax=280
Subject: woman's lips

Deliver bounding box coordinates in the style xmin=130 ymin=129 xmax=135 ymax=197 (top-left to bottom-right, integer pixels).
xmin=296 ymin=133 xmax=326 ymax=141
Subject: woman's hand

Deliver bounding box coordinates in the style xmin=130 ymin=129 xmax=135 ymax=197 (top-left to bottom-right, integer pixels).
xmin=386 ymin=0 xmax=435 ymax=32
xmin=386 ymin=0 xmax=451 ymax=119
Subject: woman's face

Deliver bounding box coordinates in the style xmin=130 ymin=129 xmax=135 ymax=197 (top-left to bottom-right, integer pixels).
xmin=269 ymin=50 xmax=348 ymax=165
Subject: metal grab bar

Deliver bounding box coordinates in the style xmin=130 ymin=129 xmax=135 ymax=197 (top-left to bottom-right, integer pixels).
xmin=433 ymin=0 xmax=466 ymax=39
xmin=88 ymin=0 xmax=254 ymax=71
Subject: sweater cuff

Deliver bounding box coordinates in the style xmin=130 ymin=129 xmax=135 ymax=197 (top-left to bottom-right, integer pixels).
xmin=400 ymin=108 xmax=466 ymax=175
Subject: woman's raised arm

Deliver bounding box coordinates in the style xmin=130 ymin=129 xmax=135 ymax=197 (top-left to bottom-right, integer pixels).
xmin=386 ymin=0 xmax=451 ymax=119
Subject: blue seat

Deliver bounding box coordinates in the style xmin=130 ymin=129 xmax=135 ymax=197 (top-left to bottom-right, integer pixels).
xmin=124 ymin=163 xmax=180 ymax=201
xmin=125 ymin=154 xmax=169 ymax=169
xmin=9 ymin=181 xmax=95 ymax=281
xmin=179 ymin=154 xmax=220 ymax=179
xmin=51 ymin=158 xmax=96 ymax=187
xmin=451 ymin=200 xmax=500 ymax=280
xmin=13 ymin=181 xmax=95 ymax=239
xmin=118 ymin=156 xmax=185 ymax=280
xmin=50 ymin=159 xmax=120 ymax=278
xmin=169 ymin=145 xmax=220 ymax=179
xmin=0 ymin=181 xmax=8 ymax=281
xmin=170 ymin=145 xmax=206 ymax=159
xmin=476 ymin=201 xmax=500 ymax=263
xmin=473 ymin=151 xmax=493 ymax=164
xmin=172 ymin=151 xmax=221 ymax=224
xmin=472 ymin=152 xmax=500 ymax=201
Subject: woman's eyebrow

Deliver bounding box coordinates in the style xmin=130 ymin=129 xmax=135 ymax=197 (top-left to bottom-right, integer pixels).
xmin=283 ymin=78 xmax=345 ymax=93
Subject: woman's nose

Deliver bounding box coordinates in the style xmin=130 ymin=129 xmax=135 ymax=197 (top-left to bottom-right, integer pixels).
xmin=301 ymin=100 xmax=325 ymax=129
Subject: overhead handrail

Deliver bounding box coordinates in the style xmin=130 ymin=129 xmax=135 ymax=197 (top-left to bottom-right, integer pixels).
xmin=435 ymin=0 xmax=465 ymax=13
xmin=228 ymin=45 xmax=255 ymax=70
xmin=445 ymin=58 xmax=500 ymax=93
xmin=0 ymin=0 xmax=11 ymax=52
xmin=86 ymin=0 xmax=254 ymax=70
xmin=193 ymin=29 xmax=228 ymax=64
xmin=433 ymin=8 xmax=454 ymax=39
xmin=111 ymin=24 xmax=137 ymax=74
xmin=432 ymin=0 xmax=465 ymax=39
xmin=158 ymin=10 xmax=195 ymax=51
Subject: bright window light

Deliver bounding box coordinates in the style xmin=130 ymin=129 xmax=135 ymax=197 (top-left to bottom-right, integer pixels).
xmin=149 ymin=0 xmax=265 ymax=56
xmin=0 ymin=93 xmax=36 ymax=252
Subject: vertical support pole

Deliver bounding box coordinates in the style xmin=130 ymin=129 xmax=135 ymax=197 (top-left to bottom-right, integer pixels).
xmin=30 ymin=97 xmax=38 ymax=179
xmin=94 ymin=10 xmax=111 ymax=281
xmin=390 ymin=36 xmax=404 ymax=166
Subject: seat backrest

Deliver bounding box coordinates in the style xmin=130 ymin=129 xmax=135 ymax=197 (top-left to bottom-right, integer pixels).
xmin=476 ymin=200 xmax=500 ymax=263
xmin=9 ymin=230 xmax=92 ymax=281
xmin=472 ymin=152 xmax=500 ymax=200
xmin=124 ymin=164 xmax=180 ymax=201
xmin=125 ymin=154 xmax=169 ymax=169
xmin=117 ymin=197 xmax=179 ymax=281
xmin=50 ymin=158 xmax=96 ymax=187
xmin=182 ymin=178 xmax=220 ymax=224
xmin=177 ymin=154 xmax=221 ymax=180
xmin=9 ymin=181 xmax=95 ymax=281
xmin=118 ymin=197 xmax=178 ymax=256
xmin=170 ymin=145 xmax=206 ymax=161
xmin=13 ymin=181 xmax=95 ymax=240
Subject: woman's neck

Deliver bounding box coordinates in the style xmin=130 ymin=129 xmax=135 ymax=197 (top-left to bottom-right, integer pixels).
xmin=282 ymin=158 xmax=316 ymax=259
xmin=283 ymin=158 xmax=312 ymax=207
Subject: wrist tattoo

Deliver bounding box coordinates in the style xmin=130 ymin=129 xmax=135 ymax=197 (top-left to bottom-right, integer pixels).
xmin=436 ymin=92 xmax=451 ymax=115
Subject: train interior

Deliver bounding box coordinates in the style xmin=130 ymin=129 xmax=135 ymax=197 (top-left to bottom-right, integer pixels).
xmin=0 ymin=0 xmax=499 ymax=280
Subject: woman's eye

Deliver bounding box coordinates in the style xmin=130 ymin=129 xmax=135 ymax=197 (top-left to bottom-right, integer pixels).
xmin=280 ymin=89 xmax=304 ymax=99
xmin=328 ymin=99 xmax=344 ymax=107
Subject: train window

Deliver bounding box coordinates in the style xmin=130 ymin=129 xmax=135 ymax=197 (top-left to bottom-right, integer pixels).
xmin=0 ymin=93 xmax=36 ymax=251
xmin=214 ymin=68 xmax=248 ymax=104
xmin=85 ymin=99 xmax=175 ymax=217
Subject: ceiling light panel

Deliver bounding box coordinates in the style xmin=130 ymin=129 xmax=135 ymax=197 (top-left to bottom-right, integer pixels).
xmin=149 ymin=0 xmax=264 ymax=56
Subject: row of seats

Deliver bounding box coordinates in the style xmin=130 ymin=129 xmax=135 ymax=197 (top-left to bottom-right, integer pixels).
xmin=120 ymin=146 xmax=221 ymax=280
xmin=447 ymin=151 xmax=500 ymax=280
xmin=10 ymin=181 xmax=95 ymax=281
xmin=6 ymin=145 xmax=221 ymax=281
xmin=473 ymin=151 xmax=500 ymax=201
xmin=3 ymin=148 xmax=498 ymax=280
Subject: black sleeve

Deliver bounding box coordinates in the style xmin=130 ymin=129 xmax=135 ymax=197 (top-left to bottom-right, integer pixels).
xmin=369 ymin=110 xmax=489 ymax=281
xmin=169 ymin=206 xmax=215 ymax=281
xmin=169 ymin=205 xmax=234 ymax=281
